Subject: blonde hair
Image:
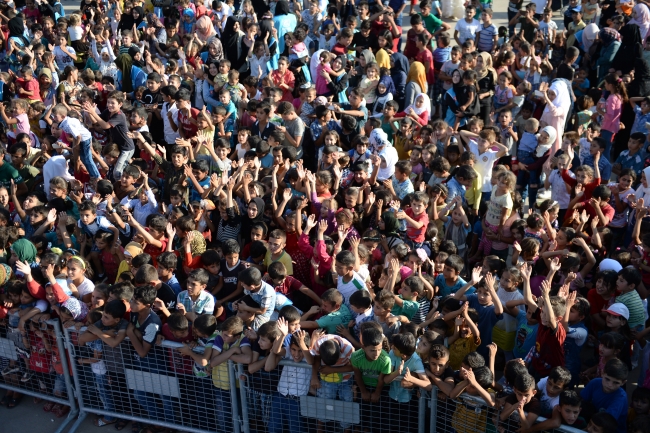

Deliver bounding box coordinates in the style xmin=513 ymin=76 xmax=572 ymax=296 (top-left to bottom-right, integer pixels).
xmin=498 ymin=171 xmax=517 ymax=189
xmin=68 ymin=14 xmax=81 ymax=27
xmin=525 ymin=118 xmax=539 ymax=133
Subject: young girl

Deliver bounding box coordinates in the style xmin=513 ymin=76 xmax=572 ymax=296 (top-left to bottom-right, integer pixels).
xmin=90 ymin=231 xmax=123 ymax=284
xmin=358 ymin=62 xmax=380 ymax=105
xmin=492 ymin=266 xmax=524 ymax=360
xmin=371 ymin=74 xmax=395 ymax=118
xmin=582 ymin=331 xmax=626 ymax=381
xmin=608 ymin=168 xmax=635 ymax=250
xmin=524 ymin=212 xmax=550 ymax=253
xmin=493 ymin=71 xmax=514 ymax=116
xmin=394 ymin=93 xmax=431 ymax=127
xmin=433 ymin=195 xmax=471 ymax=259
xmin=479 ymin=171 xmax=516 ymax=256
xmin=598 ymin=73 xmax=628 ymax=159
xmin=66 ymin=255 xmax=95 ymax=305
xmin=494 ymin=50 xmax=515 ymax=76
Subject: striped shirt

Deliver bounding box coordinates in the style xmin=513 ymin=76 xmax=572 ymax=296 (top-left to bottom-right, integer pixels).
xmin=476 ymin=23 xmax=498 ymax=53
xmin=614 ymin=292 xmax=645 ymax=329
xmin=177 ymin=290 xmax=215 ymax=316
xmin=216 ymin=207 xmax=241 ymax=243
xmin=310 ymin=335 xmax=354 ymax=382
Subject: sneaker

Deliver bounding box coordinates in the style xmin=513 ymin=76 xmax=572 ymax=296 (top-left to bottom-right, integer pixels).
xmin=1 ymin=366 xmax=20 ymax=376
xmin=15 ymin=347 xmax=30 ymax=359
xmin=20 ymin=372 xmax=33 ymax=382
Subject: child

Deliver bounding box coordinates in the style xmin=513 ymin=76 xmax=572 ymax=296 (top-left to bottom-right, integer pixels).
xmin=433 ymin=254 xmax=467 ymax=296
xmin=453 ymin=270 xmax=504 ymax=358
xmin=614 ymin=268 xmax=645 ymax=330
xmin=384 ymin=333 xmax=427 ymax=433
xmin=447 ymin=302 xmax=481 ymax=370
xmin=500 ymin=373 xmax=541 ymax=432
xmin=537 ymin=366 xmax=572 ymax=416
xmin=52 ymin=104 xmax=100 ymax=183
xmin=580 ymin=358 xmax=629 ymax=433
xmin=396 ymin=191 xmax=430 ymax=249
xmin=177 ymin=269 xmax=216 ymax=322
xmin=433 ymin=195 xmax=471 ymax=259
xmin=300 ymin=288 xmax=352 ymax=334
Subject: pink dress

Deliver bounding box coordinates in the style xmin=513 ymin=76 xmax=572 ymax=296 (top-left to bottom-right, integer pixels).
xmin=601 ymin=94 xmax=622 ymax=133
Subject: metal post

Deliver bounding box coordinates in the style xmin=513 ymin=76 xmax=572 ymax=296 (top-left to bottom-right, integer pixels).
xmin=418 ymin=390 xmax=426 ymax=433
xmin=228 ymin=360 xmax=241 ymax=433
xmin=50 ymin=320 xmax=79 ymax=433
xmin=237 ymin=363 xmax=251 ymax=433
xmin=430 ymin=386 xmax=438 ymax=433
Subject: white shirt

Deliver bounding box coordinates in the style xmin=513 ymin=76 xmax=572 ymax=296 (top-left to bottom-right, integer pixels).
xmin=53 ymin=45 xmax=76 ymax=70
xmin=548 ymin=169 xmax=574 ymax=209
xmin=69 ymin=277 xmax=95 ymax=298
xmin=537 ymin=377 xmax=561 ymax=415
xmin=277 ymin=349 xmax=310 ymax=397
xmin=455 ymin=18 xmax=480 ymax=45
xmin=249 ymin=53 xmax=270 ymax=79
xmin=60 ymin=117 xmax=92 ymax=142
xmin=120 ymin=190 xmax=158 ymax=226
xmin=468 ymin=140 xmax=499 ymax=193
xmin=161 ymin=101 xmax=180 ymax=144
xmin=337 ymin=271 xmax=368 ymax=317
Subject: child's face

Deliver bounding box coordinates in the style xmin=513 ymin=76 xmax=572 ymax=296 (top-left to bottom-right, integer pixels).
xmin=586 ymin=420 xmax=604 ymax=433
xmin=559 ymin=404 xmax=581 ymax=425
xmin=601 ymin=373 xmax=625 ymax=393
xmin=545 ymin=378 xmax=565 ymax=398
xmin=605 ymin=311 xmax=626 ymax=329
xmin=289 ymin=343 xmax=305 ymax=362
xmin=633 ymin=398 xmax=650 ymax=414
xmin=363 ymin=343 xmax=383 ymax=361
xmin=599 ymin=343 xmax=617 ymax=359
xmin=268 ymin=236 xmax=285 ymax=255
xmin=67 ymin=261 xmax=84 ymax=281
xmin=476 ymin=287 xmax=492 ymax=306
xmin=616 ymin=275 xmax=632 ymax=293
xmin=372 ymin=303 xmax=389 ymax=318
xmin=258 ymin=335 xmax=273 ymax=350
xmin=101 ymin=313 xmax=121 ymax=328
xmin=514 ymin=387 xmax=537 ymax=405
xmin=186 ymin=278 xmax=206 ymax=297
xmin=219 ymin=92 xmax=231 ymax=105
xmin=411 ymin=199 xmax=426 ymax=216
xmin=442 ymin=264 xmax=458 ymax=280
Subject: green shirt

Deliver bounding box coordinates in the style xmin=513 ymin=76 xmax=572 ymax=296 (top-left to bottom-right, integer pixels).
xmin=391 ymin=296 xmax=420 ymax=320
xmin=615 ymin=291 xmax=645 ymax=329
xmin=350 ymin=349 xmax=391 ymax=387
xmin=316 ymin=304 xmax=353 ymax=334
xmin=16 ymin=164 xmax=40 ymax=191
xmin=0 ymin=161 xmax=23 ymax=188
xmin=420 ymin=12 xmax=443 ymax=36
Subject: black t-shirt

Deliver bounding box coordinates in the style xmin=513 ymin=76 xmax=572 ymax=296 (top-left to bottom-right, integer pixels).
xmin=100 ymin=110 xmax=135 ymax=151
xmin=142 ymin=89 xmax=163 ymax=107
xmin=251 ymin=121 xmax=276 ymax=141
xmin=156 ymin=282 xmax=177 ymax=312
xmin=217 ymin=259 xmax=248 ymax=301
xmin=351 ymin=32 xmax=371 ymax=56
xmin=142 ymin=89 xmax=164 ymax=142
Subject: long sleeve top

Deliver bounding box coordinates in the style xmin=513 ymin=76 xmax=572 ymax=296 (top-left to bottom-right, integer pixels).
xmin=120 ymin=189 xmax=158 ymax=226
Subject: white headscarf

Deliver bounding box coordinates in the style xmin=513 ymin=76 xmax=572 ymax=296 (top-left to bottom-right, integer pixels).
xmin=404 ymin=93 xmax=431 ymax=123
xmin=536 ymin=126 xmax=557 ymax=157
xmin=630 ymin=4 xmax=650 ymax=40
xmin=43 ymin=155 xmax=74 ymax=201
xmin=582 ymin=24 xmax=600 ymax=53
xmin=544 ymin=80 xmax=571 ymax=115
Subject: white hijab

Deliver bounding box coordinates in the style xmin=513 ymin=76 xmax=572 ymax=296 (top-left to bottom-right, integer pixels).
xmin=544 ymin=80 xmax=571 ymax=116
xmin=582 ymin=24 xmax=599 ymax=53
xmin=404 ymin=93 xmax=431 ymax=123
xmin=43 ymin=155 xmax=74 ymax=201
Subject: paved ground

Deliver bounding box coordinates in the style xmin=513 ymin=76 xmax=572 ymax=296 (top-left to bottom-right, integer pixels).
xmin=1 ymin=1 xmax=569 ymax=433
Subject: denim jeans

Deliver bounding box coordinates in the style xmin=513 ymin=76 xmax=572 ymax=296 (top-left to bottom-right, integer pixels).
xmin=316 ymin=380 xmax=353 ymax=428
xmin=268 ymin=393 xmax=302 ymax=433
xmin=94 ymin=373 xmax=116 ymax=422
xmin=600 ymin=129 xmax=615 ymax=161
xmin=133 ymin=389 xmax=176 ymax=424
xmin=213 ymin=387 xmax=233 ymax=432
xmin=79 ymin=138 xmax=100 ymax=179
xmin=113 ymin=149 xmax=135 ymax=181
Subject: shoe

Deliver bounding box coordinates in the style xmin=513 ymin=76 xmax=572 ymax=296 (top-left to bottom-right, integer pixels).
xmin=20 ymin=371 xmax=33 ymax=382
xmin=1 ymin=366 xmax=20 ymax=376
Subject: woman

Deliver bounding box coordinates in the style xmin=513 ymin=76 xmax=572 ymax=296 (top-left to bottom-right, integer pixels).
xmin=201 ymin=37 xmax=224 ymax=64
xmin=273 ymin=0 xmax=297 ymax=54
xmin=57 ymin=66 xmax=85 ymax=104
xmin=390 ymin=52 xmax=409 ymax=110
xmin=222 ymin=16 xmax=245 ymax=71
xmin=612 ymin=24 xmax=642 ymax=76
xmin=195 ymin=15 xmax=217 ymax=43
xmin=379 ymin=211 xmax=404 ymax=252
xmin=575 ymin=23 xmax=599 ymax=60
xmin=475 ymin=52 xmax=497 ymax=126
xmin=128 ymin=46 xmax=145 ymax=69
xmin=7 ymin=16 xmax=29 ymax=49
xmin=540 ymin=80 xmax=571 ymax=159
xmin=395 ymin=93 xmax=430 ymax=126
xmin=595 ymin=28 xmax=621 ymax=85
xmin=324 ymin=56 xmax=349 ymax=104
xmin=442 ymin=69 xmax=462 ymax=127
xmin=118 ymin=4 xmax=135 ymax=31
xmin=629 ymin=4 xmax=650 ymax=40
xmin=404 ymin=61 xmax=427 ymax=109
xmin=115 ymin=53 xmax=147 ymax=93
xmin=241 ymin=198 xmax=265 ymax=246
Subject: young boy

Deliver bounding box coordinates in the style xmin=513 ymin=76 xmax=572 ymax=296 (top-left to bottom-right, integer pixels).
xmin=500 ymin=373 xmax=541 ymax=433
xmin=459 ymin=129 xmax=509 ymax=202
xmin=580 ymin=358 xmax=629 ymax=433
xmin=526 ymin=389 xmax=586 ymax=432
xmin=434 ymin=254 xmax=467 ymax=297
xmin=16 ymin=66 xmax=41 ymax=102
xmin=183 ymin=159 xmax=211 ymax=202
xmin=613 ymin=132 xmax=645 ymax=176
xmin=384 ymin=333 xmax=427 ymax=433
xmin=267 ymin=261 xmax=322 ymax=311
xmin=176 ymin=268 xmax=217 ymax=322
xmin=399 ymin=191 xmax=430 ymax=248
xmin=300 ymin=288 xmax=352 ymax=334
xmin=475 ymin=8 xmax=497 ymax=53
xmin=83 ymin=90 xmax=135 ymax=181
xmin=537 ymin=366 xmax=572 ymax=417
xmin=351 ymin=324 xmax=391 ymax=430
xmin=615 ymin=268 xmax=645 ymax=330
xmin=371 ymin=290 xmax=402 ymax=344
xmin=52 ymin=104 xmax=100 ymax=182
xmin=234 ymin=267 xmax=276 ymax=328
xmin=263 ymin=229 xmax=293 ymax=275
xmin=126 ymin=213 xmax=168 ymax=266
xmin=454 ymin=5 xmax=480 ymax=47
xmin=156 ymin=252 xmax=182 ymax=295
xmin=309 ymin=332 xmax=355 ymax=432
xmin=334 ymin=250 xmax=368 ymax=314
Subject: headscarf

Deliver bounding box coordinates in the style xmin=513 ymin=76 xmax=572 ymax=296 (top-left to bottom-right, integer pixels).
xmin=124 ymin=242 xmax=144 ymax=258
xmin=115 ymin=53 xmax=134 ymax=92
xmin=195 ymin=15 xmax=217 ymax=43
xmin=12 ymin=239 xmax=37 ymax=263
xmin=206 ymin=37 xmax=224 ymax=62
xmin=629 ymin=4 xmax=650 ymax=39
xmin=406 ymin=61 xmax=427 ymax=95
xmin=0 ymin=263 xmax=12 ymax=286
xmin=599 ymin=27 xmax=621 ymax=46
xmin=614 ymin=24 xmax=643 ymax=74
xmin=132 ymin=6 xmax=145 ymax=27
xmin=629 ymin=57 xmax=650 ymax=97
xmin=183 ymin=8 xmax=195 ymax=20
xmin=259 ymin=19 xmax=277 ymax=56
xmin=376 ymin=75 xmax=396 ymax=97
xmin=360 ymin=49 xmax=376 ymax=66
xmin=475 ymin=51 xmax=497 ymax=81
xmin=540 ymin=125 xmax=558 ymax=146
xmin=43 ymin=156 xmax=74 ymax=200
xmin=275 ymin=0 xmax=290 ymax=15
xmin=8 ymin=17 xmax=28 ymax=46
xmin=390 ymin=52 xmax=409 ymax=99
xmin=334 ymin=55 xmax=347 ymax=71
xmin=119 ymin=8 xmax=135 ymax=30
xmin=582 ymin=24 xmax=600 ymax=53
xmin=375 ymin=49 xmax=390 ymax=69
xmin=222 ymin=16 xmax=240 ymax=64
xmin=404 ymin=93 xmax=431 ymax=123
xmin=545 ymin=80 xmax=571 ymax=114
xmin=128 ymin=46 xmax=144 ymax=68
xmin=189 ymin=231 xmax=206 ymax=256
xmin=249 ymin=198 xmax=266 ymax=223
xmin=380 ymin=211 xmax=400 ymax=238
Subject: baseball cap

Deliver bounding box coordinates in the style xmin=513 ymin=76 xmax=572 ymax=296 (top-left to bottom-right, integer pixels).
xmin=605 ymin=303 xmax=630 ymax=320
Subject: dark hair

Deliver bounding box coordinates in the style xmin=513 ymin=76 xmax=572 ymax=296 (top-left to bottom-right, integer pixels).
xmin=167 ymin=312 xmax=189 ymax=332
xmin=157 ymin=252 xmax=177 ymax=270
xmin=104 ymin=299 xmax=127 ymax=319
xmin=222 ymin=239 xmax=241 ymax=256
xmin=559 ymin=389 xmax=581 ymax=407
xmin=392 ymin=333 xmax=416 ymax=357
xmin=194 ymin=313 xmax=218 ymax=336
xmin=133 ymin=285 xmax=157 ymax=306
xmin=548 ymin=366 xmax=572 ymax=385
xmin=320 ymin=339 xmax=342 ymax=365
xmin=463 ymin=352 xmax=485 ymax=369
xmin=504 ymin=359 xmax=529 ymax=386
xmin=239 ymin=267 xmax=262 ymax=286
xmin=444 ymin=255 xmax=464 ymax=273
xmin=278 ymin=305 xmax=301 ymax=323
xmin=188 ymin=268 xmax=210 ymax=285
xmin=589 ymin=412 xmax=618 ymax=431
xmin=349 ymin=290 xmax=372 ymax=310
xmin=603 ymin=358 xmax=628 ymax=380
xmin=514 ymin=373 xmax=535 ymax=392
xmin=618 ymin=267 xmax=642 ymax=289
xmin=472 ymin=366 xmax=493 ymax=389
xmin=361 ymin=327 xmax=383 ymax=347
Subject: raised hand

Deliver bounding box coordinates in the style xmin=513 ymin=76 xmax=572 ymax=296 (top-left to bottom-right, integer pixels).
xmin=471 ymin=266 xmax=482 ymax=284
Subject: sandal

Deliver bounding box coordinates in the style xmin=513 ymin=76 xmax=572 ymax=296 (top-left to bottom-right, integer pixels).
xmin=7 ymin=396 xmax=22 ymax=409
xmin=115 ymin=420 xmax=129 ymax=431
xmin=43 ymin=401 xmax=56 ymax=412
xmin=95 ymin=417 xmax=117 ymax=427
xmin=54 ymin=404 xmax=70 ymax=418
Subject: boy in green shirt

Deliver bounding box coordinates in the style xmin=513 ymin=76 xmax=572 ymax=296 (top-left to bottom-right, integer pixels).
xmin=384 ymin=260 xmax=422 ymax=321
xmin=300 ymin=289 xmax=352 ymax=334
xmin=351 ymin=324 xmax=392 ymax=429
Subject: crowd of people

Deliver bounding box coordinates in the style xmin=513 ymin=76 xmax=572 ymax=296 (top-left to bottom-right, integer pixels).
xmin=0 ymin=0 xmax=649 ymax=432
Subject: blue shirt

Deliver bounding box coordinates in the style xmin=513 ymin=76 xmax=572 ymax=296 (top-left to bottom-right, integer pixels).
xmin=445 ymin=177 xmax=466 ymax=205
xmin=518 ymin=131 xmax=538 ymax=153
xmin=166 ymin=274 xmax=182 ymax=296
xmin=583 ymin=153 xmax=612 ymax=182
xmin=434 ymin=274 xmax=469 ymax=297
xmin=615 ymin=150 xmax=644 ymax=174
xmin=467 ymin=294 xmax=503 ymax=357
xmin=388 ymin=351 xmax=425 ymax=402
xmin=512 ymin=308 xmax=538 ymax=359
xmin=580 ymin=378 xmax=628 ymax=433
xmin=631 ymin=105 xmax=650 ymax=135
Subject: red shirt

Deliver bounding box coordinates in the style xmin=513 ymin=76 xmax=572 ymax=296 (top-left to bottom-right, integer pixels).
xmin=162 ymin=323 xmax=194 ymax=374
xmin=405 ymin=207 xmax=429 ymax=243
xmin=178 ymin=107 xmax=200 ymax=139
xmin=143 ymin=236 xmax=168 ymax=266
xmin=331 ymin=43 xmax=347 ymax=56
xmin=16 ymin=77 xmax=41 ymax=101
xmin=404 ymin=28 xmax=432 ymax=60
xmin=531 ymin=309 xmax=566 ymax=376
xmin=415 ymin=48 xmax=435 ymax=84
xmin=274 ymin=275 xmax=304 ymax=297
xmin=270 ymin=70 xmax=296 ymax=102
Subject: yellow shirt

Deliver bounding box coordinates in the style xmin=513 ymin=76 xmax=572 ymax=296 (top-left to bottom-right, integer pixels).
xmin=464 ymin=169 xmax=482 ymax=211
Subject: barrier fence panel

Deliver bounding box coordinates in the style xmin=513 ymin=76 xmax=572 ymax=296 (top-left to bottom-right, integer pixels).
xmin=429 ymin=386 xmax=593 ymax=433
xmin=0 ymin=319 xmax=78 ymax=433
xmin=237 ymin=359 xmax=427 ymax=433
xmin=64 ymin=327 xmax=241 ymax=433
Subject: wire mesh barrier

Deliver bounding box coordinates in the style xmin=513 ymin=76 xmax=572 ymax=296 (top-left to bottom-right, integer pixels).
xmin=64 ymin=327 xmax=241 ymax=433
xmin=429 ymin=386 xmax=591 ymax=433
xmin=0 ymin=319 xmax=78 ymax=433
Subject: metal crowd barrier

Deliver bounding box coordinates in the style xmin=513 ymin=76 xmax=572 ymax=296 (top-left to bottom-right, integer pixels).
xmin=0 ymin=319 xmax=78 ymax=433
xmin=64 ymin=327 xmax=241 ymax=433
